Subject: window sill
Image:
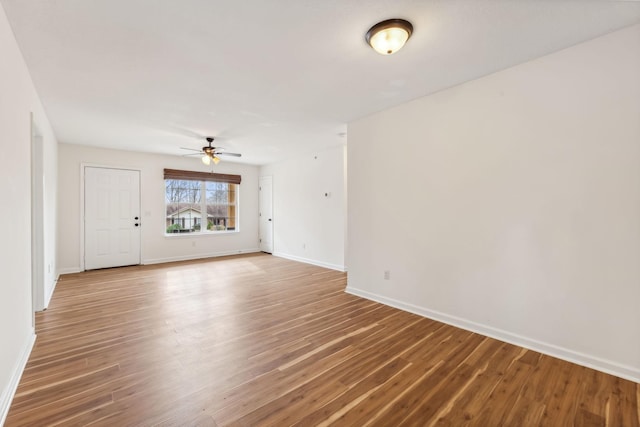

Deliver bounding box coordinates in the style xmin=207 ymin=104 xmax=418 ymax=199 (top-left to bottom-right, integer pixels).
xmin=164 ymin=230 xmax=239 ymax=238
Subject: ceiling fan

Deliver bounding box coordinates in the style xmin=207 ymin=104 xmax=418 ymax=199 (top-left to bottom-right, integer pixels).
xmin=181 ymin=137 xmax=241 ymax=165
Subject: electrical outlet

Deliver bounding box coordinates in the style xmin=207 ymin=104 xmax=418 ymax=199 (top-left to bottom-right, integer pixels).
xmin=384 ymin=270 xmax=390 ymax=280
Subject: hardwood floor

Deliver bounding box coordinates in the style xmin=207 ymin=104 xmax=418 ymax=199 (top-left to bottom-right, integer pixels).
xmin=6 ymin=253 xmax=639 ymax=426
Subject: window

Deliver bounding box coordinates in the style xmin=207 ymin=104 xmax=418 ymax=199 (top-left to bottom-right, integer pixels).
xmin=164 ymin=169 xmax=240 ymax=234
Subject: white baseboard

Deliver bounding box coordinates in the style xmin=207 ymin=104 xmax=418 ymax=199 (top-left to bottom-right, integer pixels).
xmin=57 ymin=267 xmax=82 ymax=275
xmin=0 ymin=331 xmax=35 ymax=426
xmin=346 ymin=286 xmax=640 ymax=384
xmin=143 ymin=248 xmax=261 ymax=265
xmin=273 ymin=252 xmax=346 ymax=272
xmin=58 ymin=249 xmax=263 ymax=273
xmin=43 ymin=277 xmax=59 ymax=309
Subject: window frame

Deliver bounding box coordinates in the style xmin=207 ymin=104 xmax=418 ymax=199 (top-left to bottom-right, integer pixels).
xmin=164 ymin=169 xmax=241 ymax=237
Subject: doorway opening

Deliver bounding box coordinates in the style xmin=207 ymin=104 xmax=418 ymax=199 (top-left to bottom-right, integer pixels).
xmin=30 ymin=114 xmax=45 ymax=320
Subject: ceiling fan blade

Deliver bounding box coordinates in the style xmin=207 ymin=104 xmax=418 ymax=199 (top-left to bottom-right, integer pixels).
xmin=182 ymin=153 xmax=203 ymax=157
xmin=216 ymin=152 xmax=242 ymax=157
xmin=180 ymin=147 xmax=202 ymax=152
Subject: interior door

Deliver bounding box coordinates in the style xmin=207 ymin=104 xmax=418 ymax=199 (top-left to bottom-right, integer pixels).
xmin=259 ymin=176 xmax=273 ymax=253
xmin=85 ymin=167 xmax=141 ymax=270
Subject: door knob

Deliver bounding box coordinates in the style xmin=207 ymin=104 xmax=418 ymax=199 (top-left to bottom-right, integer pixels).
xmin=134 ymin=216 xmax=139 ymax=220
xmin=134 ymin=223 xmax=139 ymax=227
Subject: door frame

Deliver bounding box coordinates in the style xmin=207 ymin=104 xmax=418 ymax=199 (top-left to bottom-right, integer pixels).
xmin=30 ymin=114 xmax=44 ymax=317
xmin=259 ymin=175 xmax=273 ymax=253
xmin=80 ymin=163 xmax=142 ymax=271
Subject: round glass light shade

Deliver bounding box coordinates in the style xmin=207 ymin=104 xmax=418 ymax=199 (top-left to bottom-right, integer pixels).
xmin=201 ymin=155 xmax=211 ymax=165
xmin=212 ymin=156 xmax=220 ymax=165
xmin=366 ymin=19 xmax=413 ymax=55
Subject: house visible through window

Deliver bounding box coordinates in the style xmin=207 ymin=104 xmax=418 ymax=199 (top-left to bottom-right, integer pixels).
xmin=164 ymin=169 xmax=240 ymax=234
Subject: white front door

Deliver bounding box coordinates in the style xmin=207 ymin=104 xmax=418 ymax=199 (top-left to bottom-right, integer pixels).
xmin=259 ymin=176 xmax=273 ymax=253
xmin=85 ymin=167 xmax=141 ymax=270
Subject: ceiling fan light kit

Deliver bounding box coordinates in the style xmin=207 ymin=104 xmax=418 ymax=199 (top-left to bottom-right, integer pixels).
xmin=366 ymin=18 xmax=413 ymax=55
xmin=201 ymin=154 xmax=220 ymax=165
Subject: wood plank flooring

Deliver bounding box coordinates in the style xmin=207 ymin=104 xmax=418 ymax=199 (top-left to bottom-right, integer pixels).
xmin=6 ymin=253 xmax=639 ymax=426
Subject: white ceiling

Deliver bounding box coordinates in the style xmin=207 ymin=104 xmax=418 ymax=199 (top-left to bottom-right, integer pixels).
xmin=2 ymin=0 xmax=640 ymax=165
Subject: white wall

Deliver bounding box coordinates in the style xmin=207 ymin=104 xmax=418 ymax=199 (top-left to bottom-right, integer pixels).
xmin=260 ymin=145 xmax=346 ymax=271
xmin=0 ymin=3 xmax=58 ymax=423
xmin=57 ymin=144 xmax=260 ymax=272
xmin=347 ymin=24 xmax=640 ymax=381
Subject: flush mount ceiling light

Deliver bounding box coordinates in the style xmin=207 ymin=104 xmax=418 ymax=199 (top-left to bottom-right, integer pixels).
xmin=366 ymin=19 xmax=413 ymax=55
